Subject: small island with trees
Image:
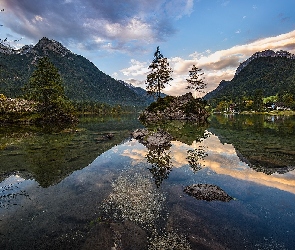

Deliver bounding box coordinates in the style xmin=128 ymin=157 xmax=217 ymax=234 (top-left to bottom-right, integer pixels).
xmin=139 ymin=46 xmax=210 ymax=124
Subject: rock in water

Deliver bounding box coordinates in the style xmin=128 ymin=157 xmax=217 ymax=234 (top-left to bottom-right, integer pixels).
xmin=184 ymin=184 xmax=233 ymax=202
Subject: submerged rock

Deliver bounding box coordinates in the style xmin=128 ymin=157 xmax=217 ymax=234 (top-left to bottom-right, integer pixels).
xmin=183 ymin=184 xmax=233 ymax=202
xmin=131 ymin=128 xmax=173 ymax=149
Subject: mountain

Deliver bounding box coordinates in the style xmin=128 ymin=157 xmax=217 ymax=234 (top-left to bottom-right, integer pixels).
xmin=0 ymin=37 xmax=151 ymax=107
xmin=118 ymin=80 xmax=166 ymax=102
xmin=204 ymin=49 xmax=295 ymax=102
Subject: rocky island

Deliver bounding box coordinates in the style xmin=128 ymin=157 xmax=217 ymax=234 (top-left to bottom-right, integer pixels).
xmin=139 ymin=93 xmax=209 ymax=124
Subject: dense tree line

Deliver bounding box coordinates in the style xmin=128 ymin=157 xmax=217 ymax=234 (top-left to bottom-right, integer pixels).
xmin=207 ymin=56 xmax=295 ymax=112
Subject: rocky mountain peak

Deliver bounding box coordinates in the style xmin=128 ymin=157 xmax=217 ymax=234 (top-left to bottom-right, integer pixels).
xmin=235 ymin=49 xmax=295 ymax=76
xmin=33 ymin=37 xmax=72 ymax=56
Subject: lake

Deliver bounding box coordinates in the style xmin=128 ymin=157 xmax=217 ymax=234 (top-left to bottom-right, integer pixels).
xmin=0 ymin=114 xmax=295 ymax=250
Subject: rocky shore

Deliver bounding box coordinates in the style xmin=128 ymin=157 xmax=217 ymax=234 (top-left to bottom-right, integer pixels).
xmin=0 ymin=96 xmax=37 ymax=114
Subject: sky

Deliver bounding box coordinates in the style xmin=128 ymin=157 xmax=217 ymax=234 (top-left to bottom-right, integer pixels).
xmin=1 ymin=0 xmax=295 ymax=96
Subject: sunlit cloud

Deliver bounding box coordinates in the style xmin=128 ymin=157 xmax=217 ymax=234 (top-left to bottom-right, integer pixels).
xmin=116 ymin=29 xmax=295 ymax=96
xmin=166 ymin=29 xmax=295 ymax=96
xmin=120 ymin=59 xmax=149 ymax=77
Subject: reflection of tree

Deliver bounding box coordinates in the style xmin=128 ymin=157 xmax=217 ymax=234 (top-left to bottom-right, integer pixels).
xmin=133 ymin=123 xmax=210 ymax=186
xmin=146 ymin=120 xmax=209 ymax=146
xmin=146 ymin=147 xmax=172 ymax=188
xmin=186 ymin=146 xmax=208 ymax=172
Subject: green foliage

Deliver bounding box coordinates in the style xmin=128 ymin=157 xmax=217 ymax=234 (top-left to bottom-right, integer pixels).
xmin=207 ymin=57 xmax=295 ymax=109
xmin=263 ymin=95 xmax=277 ymax=104
xmin=0 ymin=38 xmax=150 ymax=107
xmin=0 ymin=93 xmax=6 ymax=102
xmin=253 ymin=89 xmax=263 ymax=111
xmin=25 ymin=57 xmax=64 ymax=105
xmin=72 ymin=101 xmax=135 ymax=115
xmin=181 ymin=98 xmax=207 ymax=116
xmin=146 ymin=95 xmax=174 ymax=112
xmin=146 ymin=47 xmax=173 ymax=99
xmin=24 ymin=57 xmax=76 ymax=124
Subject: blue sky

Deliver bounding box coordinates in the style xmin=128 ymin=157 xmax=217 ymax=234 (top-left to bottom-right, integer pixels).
xmin=1 ymin=0 xmax=295 ymax=96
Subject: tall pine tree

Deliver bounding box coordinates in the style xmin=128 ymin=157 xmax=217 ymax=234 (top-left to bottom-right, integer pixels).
xmin=24 ymin=56 xmax=75 ymax=123
xmin=146 ymin=47 xmax=173 ymax=99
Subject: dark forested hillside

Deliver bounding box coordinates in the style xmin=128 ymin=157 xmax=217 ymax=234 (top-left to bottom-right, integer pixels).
xmin=0 ymin=37 xmax=150 ymax=107
xmin=205 ymin=54 xmax=295 ymax=104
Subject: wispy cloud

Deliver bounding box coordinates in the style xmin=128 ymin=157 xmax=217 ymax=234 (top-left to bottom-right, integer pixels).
xmin=2 ymin=0 xmax=192 ymax=52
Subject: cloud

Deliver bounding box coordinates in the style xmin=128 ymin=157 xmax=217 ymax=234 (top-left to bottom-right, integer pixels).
xmin=120 ymin=59 xmax=149 ymax=77
xmin=1 ymin=0 xmax=191 ymax=52
xmin=165 ymin=29 xmax=295 ymax=96
xmin=221 ymin=1 xmax=230 ymax=7
xmin=116 ymin=29 xmax=295 ymax=96
xmin=117 ymin=29 xmax=295 ymax=96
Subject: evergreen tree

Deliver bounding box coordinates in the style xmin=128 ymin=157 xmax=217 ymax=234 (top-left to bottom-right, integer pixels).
xmin=253 ymin=89 xmax=264 ymax=111
xmin=186 ymin=65 xmax=206 ymax=97
xmin=146 ymin=46 xmax=173 ymax=99
xmin=24 ymin=56 xmax=75 ymax=123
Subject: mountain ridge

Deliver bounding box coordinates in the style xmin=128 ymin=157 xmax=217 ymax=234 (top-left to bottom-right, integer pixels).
xmin=0 ymin=37 xmax=151 ymax=107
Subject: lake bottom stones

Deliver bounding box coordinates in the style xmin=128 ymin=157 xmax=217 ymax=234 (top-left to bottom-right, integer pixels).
xmin=184 ymin=184 xmax=233 ymax=202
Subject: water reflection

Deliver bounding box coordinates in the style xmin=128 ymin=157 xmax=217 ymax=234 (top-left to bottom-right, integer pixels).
xmin=146 ymin=147 xmax=172 ymax=188
xmin=101 ymin=171 xmax=166 ymax=228
xmin=210 ymin=114 xmax=295 ymax=175
xmin=1 ymin=115 xmax=295 ymax=249
xmin=202 ymin=133 xmax=295 ymax=194
xmin=0 ymin=115 xmax=143 ymax=186
xmin=0 ymin=175 xmax=31 ymax=209
xmin=186 ymin=146 xmax=208 ymax=172
xmin=132 ymin=122 xmax=210 ymax=187
xmin=128 ymin=122 xmax=295 ymax=195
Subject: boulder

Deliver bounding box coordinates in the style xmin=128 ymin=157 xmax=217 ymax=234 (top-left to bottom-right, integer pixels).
xmin=184 ymin=184 xmax=233 ymax=202
xmin=131 ymin=128 xmax=173 ymax=149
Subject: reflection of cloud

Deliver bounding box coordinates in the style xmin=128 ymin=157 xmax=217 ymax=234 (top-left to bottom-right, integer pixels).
xmin=122 ymin=135 xmax=295 ymax=194
xmin=121 ymin=139 xmax=147 ymax=165
xmin=203 ymin=134 xmax=295 ymax=194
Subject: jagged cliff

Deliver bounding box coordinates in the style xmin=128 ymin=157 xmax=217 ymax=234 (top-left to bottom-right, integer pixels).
xmin=235 ymin=49 xmax=295 ymax=76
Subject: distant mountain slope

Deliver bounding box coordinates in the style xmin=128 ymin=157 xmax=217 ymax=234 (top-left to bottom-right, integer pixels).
xmin=0 ymin=37 xmax=150 ymax=107
xmin=204 ymin=50 xmax=295 ymax=101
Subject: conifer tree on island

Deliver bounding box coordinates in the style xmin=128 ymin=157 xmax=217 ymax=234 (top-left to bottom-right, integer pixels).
xmin=24 ymin=56 xmax=76 ymax=124
xmin=146 ymin=46 xmax=173 ymax=99
xmin=186 ymin=65 xmax=206 ymax=97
